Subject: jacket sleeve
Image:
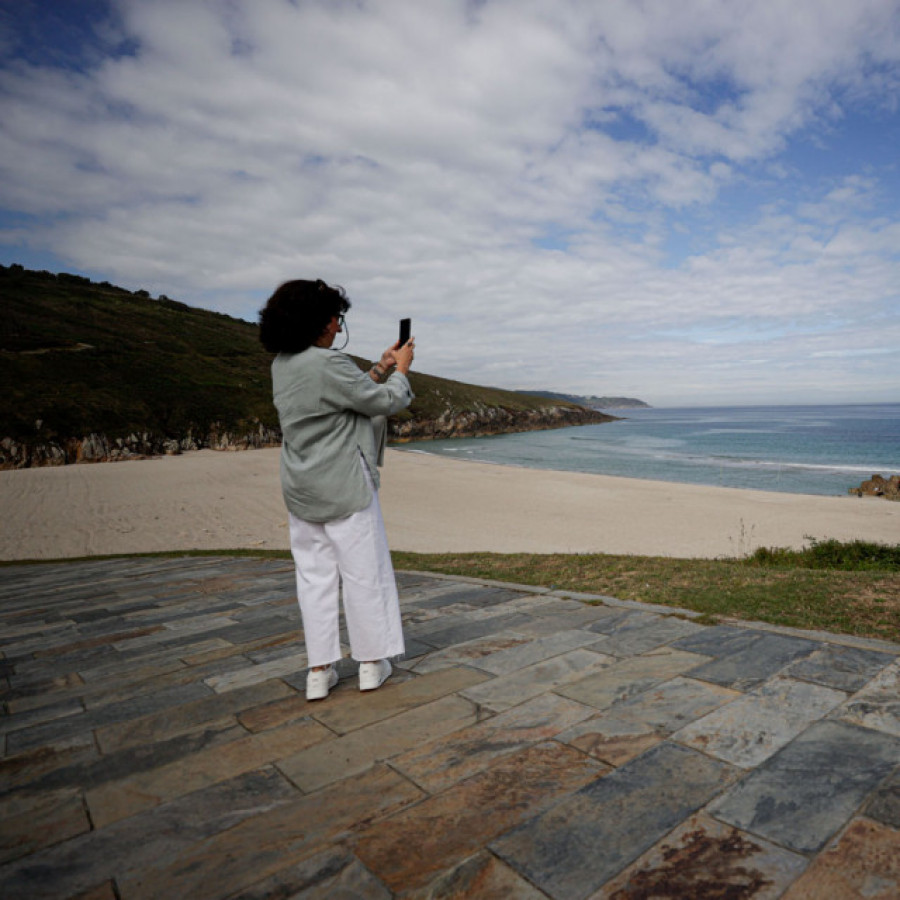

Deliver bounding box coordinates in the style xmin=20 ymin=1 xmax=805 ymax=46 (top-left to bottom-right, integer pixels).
xmin=323 ymin=352 xmax=414 ymax=417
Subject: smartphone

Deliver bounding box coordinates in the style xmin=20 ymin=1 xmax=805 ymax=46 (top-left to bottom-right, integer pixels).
xmin=399 ymin=317 xmax=411 ymax=347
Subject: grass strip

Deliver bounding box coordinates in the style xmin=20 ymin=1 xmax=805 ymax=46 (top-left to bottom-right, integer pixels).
xmin=3 ymin=541 xmax=898 ymax=644
xmin=392 ymin=539 xmax=900 ymax=644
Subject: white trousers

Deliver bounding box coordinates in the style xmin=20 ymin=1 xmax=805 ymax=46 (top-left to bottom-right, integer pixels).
xmin=288 ymin=466 xmax=405 ymax=668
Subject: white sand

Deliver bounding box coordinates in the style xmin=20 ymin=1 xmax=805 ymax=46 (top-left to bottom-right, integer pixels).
xmin=1 ymin=447 xmax=898 ymax=561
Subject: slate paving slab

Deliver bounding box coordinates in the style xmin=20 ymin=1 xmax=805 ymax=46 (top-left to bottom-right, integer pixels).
xmin=226 ymin=846 xmax=394 ymax=900
xmin=555 ymin=712 xmax=664 ymax=767
xmin=555 ymin=676 xmax=740 ymax=767
xmin=602 ymin=675 xmax=740 ymax=734
xmin=86 ymin=716 xmax=331 ymax=826
xmin=491 ymin=742 xmax=737 ymax=900
xmin=1 ymin=557 xmax=899 ymax=899
xmin=0 ymin=767 xmax=302 ymax=899
xmin=404 ymin=850 xmax=547 ymax=900
xmin=684 ymin=632 xmax=825 ymax=691
xmin=308 ymin=664 xmax=488 ymax=735
xmin=594 ymin=813 xmax=809 ymax=900
xmin=672 ymin=676 xmax=848 ymax=768
xmin=0 ymin=697 xmax=85 ymax=738
xmin=2 ymin=717 xmax=247 ymax=799
xmin=710 ymin=719 xmax=900 ymax=854
xmin=864 ymin=767 xmax=900 ymax=829
xmin=0 ymin=787 xmax=90 ymax=865
xmin=780 ymin=817 xmax=900 ymax=899
xmin=354 ymin=742 xmax=606 ymax=894
xmin=472 ymin=629 xmax=606 ymax=675
xmin=277 ymin=694 xmax=479 ymax=792
xmin=5 ymin=682 xmax=215 ymax=755
xmin=200 ymin=652 xmax=309 ymax=692
xmin=408 ymin=630 xmax=533 ymax=673
xmin=408 ymin=611 xmax=538 ymax=650
xmin=391 ymin=692 xmax=599 ymax=792
xmin=460 ymin=647 xmax=616 ymax=713
xmin=670 ymin=624 xmax=771 ymax=657
xmin=782 ymin=643 xmax=896 ymax=692
xmin=588 ymin=614 xmax=704 ymax=658
xmin=93 ymin=678 xmax=293 ymax=753
xmin=834 ymin=658 xmax=900 ymax=737
xmin=556 ymin=647 xmax=709 ymax=711
xmin=119 ymin=765 xmax=423 ymax=900
xmin=0 ymin=732 xmax=100 ymax=795
xmin=586 ymin=609 xmax=663 ymax=637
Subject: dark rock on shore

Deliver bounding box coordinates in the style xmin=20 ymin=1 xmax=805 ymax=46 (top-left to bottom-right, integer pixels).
xmin=0 ymin=421 xmax=282 ymax=469
xmin=389 ymin=404 xmax=615 ymax=441
xmin=850 ymin=474 xmax=900 ymax=501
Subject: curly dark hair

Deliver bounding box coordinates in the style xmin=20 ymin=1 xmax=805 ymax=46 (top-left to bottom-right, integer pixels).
xmin=258 ymin=279 xmax=351 ymax=353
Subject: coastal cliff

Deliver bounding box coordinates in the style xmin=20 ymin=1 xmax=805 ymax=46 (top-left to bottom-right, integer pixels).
xmin=0 ymin=405 xmax=612 ymax=468
xmin=0 ymin=424 xmax=281 ymax=468
xmin=391 ymin=403 xmax=613 ymax=441
xmin=1 ymin=265 xmax=620 ymax=469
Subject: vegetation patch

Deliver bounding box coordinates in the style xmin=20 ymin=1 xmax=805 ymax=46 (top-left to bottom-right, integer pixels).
xmin=1 ymin=265 xmax=607 ymax=456
xmin=4 ymin=539 xmax=897 ymax=643
xmin=392 ymin=539 xmax=900 ymax=643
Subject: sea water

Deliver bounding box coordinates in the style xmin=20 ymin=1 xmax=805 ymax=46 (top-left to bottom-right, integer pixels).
xmin=402 ymin=404 xmax=900 ymax=497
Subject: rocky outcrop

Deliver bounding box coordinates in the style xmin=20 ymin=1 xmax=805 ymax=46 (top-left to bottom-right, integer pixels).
xmin=0 ymin=421 xmax=282 ymax=469
xmin=1 ymin=405 xmax=613 ymax=469
xmin=389 ymin=403 xmax=615 ymax=441
xmin=849 ymin=474 xmax=900 ymax=501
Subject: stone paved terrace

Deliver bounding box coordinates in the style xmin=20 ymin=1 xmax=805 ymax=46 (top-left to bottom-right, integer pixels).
xmin=1 ymin=555 xmax=899 ymax=899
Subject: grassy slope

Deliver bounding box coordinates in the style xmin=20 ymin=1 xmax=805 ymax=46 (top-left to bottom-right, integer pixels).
xmin=0 ymin=265 xmax=595 ymax=444
xmin=1 ymin=267 xmax=276 ymax=442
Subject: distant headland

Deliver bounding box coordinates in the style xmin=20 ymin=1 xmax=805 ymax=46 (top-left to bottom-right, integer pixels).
xmin=517 ymin=390 xmax=650 ymax=410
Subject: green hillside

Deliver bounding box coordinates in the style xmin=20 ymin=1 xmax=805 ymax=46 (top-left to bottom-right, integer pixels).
xmin=0 ymin=265 xmax=601 ymax=449
xmin=1 ymin=266 xmax=277 ymax=444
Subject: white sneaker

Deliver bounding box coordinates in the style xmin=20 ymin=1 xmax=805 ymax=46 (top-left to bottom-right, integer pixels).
xmin=358 ymin=659 xmax=392 ymax=692
xmin=306 ymin=666 xmax=338 ymax=701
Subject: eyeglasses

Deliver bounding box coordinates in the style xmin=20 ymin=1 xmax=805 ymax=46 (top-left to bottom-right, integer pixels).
xmin=334 ymin=313 xmax=349 ymax=350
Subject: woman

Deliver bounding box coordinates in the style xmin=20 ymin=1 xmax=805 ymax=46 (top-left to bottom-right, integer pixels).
xmin=259 ymin=279 xmax=415 ymax=700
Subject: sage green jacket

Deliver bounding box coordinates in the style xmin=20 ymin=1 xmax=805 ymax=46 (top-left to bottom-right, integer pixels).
xmin=272 ymin=347 xmax=414 ymax=522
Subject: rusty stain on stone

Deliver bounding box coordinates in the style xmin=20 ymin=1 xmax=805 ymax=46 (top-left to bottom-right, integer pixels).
xmin=607 ymin=826 xmax=773 ymax=899
xmin=780 ymin=817 xmax=900 ymax=899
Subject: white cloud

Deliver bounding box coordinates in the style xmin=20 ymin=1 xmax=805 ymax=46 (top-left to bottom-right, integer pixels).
xmin=1 ymin=0 xmax=899 ymax=405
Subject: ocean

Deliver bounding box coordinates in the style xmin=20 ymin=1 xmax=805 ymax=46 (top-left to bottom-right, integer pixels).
xmin=402 ymin=404 xmax=900 ymax=497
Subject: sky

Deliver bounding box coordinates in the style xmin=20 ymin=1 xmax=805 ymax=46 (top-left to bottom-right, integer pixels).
xmin=1 ymin=0 xmax=899 ymax=407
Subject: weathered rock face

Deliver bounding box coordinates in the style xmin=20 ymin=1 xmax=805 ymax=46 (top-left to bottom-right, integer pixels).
xmin=0 ymin=421 xmax=282 ymax=469
xmin=389 ymin=404 xmax=614 ymax=441
xmin=849 ymin=474 xmax=900 ymax=501
xmin=0 ymin=405 xmax=613 ymax=469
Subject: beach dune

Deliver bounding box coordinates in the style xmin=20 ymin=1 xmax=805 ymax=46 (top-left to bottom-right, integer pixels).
xmin=2 ymin=447 xmax=898 ymax=561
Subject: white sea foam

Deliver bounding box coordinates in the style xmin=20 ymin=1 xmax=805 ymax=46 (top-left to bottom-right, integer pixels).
xmin=401 ymin=403 xmax=900 ymax=496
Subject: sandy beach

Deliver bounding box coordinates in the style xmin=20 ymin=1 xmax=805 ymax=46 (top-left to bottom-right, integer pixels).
xmin=2 ymin=446 xmax=898 ymax=561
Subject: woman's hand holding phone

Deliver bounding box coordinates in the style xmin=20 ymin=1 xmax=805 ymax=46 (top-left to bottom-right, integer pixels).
xmin=392 ymin=335 xmax=414 ymax=374
xmin=379 ymin=317 xmax=414 ymax=375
